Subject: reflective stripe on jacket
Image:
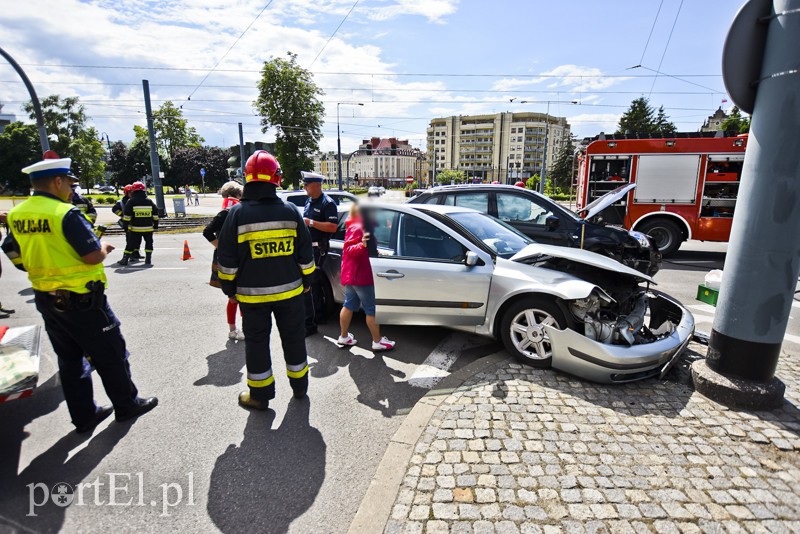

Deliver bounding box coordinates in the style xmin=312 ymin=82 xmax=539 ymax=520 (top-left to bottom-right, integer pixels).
xmin=123 ymin=191 xmax=158 ymax=232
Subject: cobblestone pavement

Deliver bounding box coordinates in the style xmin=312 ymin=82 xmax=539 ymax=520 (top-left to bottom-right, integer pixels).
xmin=384 ymin=344 xmax=800 ymax=533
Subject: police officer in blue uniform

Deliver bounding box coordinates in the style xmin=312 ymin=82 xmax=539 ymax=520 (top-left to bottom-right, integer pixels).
xmin=301 ymin=172 xmax=339 ymax=336
xmin=2 ymin=152 xmax=158 ymax=434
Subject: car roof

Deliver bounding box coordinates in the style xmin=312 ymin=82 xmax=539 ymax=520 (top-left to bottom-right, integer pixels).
xmin=279 ymin=189 xmax=355 ymax=195
xmin=422 ymin=184 xmax=545 ymax=196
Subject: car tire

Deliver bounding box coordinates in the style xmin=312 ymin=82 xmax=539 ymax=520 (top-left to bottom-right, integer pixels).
xmin=499 ymin=296 xmax=566 ymax=369
xmin=637 ymin=218 xmax=682 ymax=257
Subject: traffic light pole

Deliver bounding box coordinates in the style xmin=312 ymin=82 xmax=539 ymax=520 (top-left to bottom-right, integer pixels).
xmin=238 ymin=122 xmax=246 ymax=180
xmin=692 ymin=0 xmax=799 ymax=409
xmin=142 ymin=80 xmax=166 ymax=217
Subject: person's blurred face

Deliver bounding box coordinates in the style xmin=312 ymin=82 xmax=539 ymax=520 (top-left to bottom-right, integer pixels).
xmin=56 ymin=176 xmax=74 ymax=202
xmin=303 ymin=181 xmax=321 ymax=198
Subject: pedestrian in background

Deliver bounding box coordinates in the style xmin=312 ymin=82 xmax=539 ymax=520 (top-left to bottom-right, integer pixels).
xmin=203 ymin=181 xmax=244 ymax=341
xmin=217 ymin=151 xmax=315 ymax=410
xmin=1 ymin=152 xmax=157 ymax=433
xmin=337 ymin=203 xmax=395 ymax=351
xmin=194 ymin=190 xmax=200 ymax=206
xmin=185 ymin=185 xmax=192 ymax=206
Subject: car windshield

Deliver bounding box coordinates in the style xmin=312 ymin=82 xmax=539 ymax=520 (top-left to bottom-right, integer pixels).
xmin=448 ymin=212 xmax=532 ymax=259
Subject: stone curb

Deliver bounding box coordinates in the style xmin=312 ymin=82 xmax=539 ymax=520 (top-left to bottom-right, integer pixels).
xmin=347 ymin=351 xmax=511 ymax=534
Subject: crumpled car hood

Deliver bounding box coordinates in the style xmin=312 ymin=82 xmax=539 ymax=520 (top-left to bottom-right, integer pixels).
xmin=579 ymin=183 xmax=636 ymax=220
xmin=510 ymin=243 xmax=655 ymax=284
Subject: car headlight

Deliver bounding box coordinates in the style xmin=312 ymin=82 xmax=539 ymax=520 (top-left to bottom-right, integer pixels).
xmin=628 ymin=230 xmax=651 ymax=249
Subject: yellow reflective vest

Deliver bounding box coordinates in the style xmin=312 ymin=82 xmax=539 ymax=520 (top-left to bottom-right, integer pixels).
xmin=7 ymin=195 xmax=107 ymax=294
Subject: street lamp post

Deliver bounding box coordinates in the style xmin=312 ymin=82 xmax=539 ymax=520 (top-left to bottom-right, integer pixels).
xmin=0 ymin=46 xmax=49 ymax=153
xmin=337 ymin=102 xmax=363 ymax=191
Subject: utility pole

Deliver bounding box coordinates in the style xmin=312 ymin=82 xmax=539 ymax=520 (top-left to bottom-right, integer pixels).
xmin=337 ymin=102 xmax=363 ymax=191
xmin=692 ymin=0 xmax=799 ymax=409
xmin=238 ymin=122 xmax=245 ymax=180
xmin=142 ymin=80 xmax=166 ymax=217
xmin=0 ymin=47 xmax=49 ymax=153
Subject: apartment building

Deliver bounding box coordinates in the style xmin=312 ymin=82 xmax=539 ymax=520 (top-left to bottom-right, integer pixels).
xmin=427 ymin=112 xmax=571 ymax=184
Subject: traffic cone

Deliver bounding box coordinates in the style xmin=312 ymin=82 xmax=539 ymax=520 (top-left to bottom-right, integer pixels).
xmin=182 ymin=240 xmax=194 ymax=261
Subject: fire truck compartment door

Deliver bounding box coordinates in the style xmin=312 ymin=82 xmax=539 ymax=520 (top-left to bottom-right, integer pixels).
xmin=634 ymin=155 xmax=700 ymax=204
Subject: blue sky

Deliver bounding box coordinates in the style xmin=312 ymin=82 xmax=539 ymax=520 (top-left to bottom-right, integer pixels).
xmin=0 ymin=0 xmax=742 ymax=153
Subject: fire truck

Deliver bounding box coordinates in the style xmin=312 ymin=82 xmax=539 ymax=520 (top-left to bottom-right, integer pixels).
xmin=576 ymin=132 xmax=748 ymax=255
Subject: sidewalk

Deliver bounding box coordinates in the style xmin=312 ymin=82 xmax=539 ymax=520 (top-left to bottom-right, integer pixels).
xmin=354 ymin=343 xmax=800 ymax=533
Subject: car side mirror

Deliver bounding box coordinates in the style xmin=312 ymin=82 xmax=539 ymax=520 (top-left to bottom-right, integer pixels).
xmin=465 ymin=251 xmax=481 ymax=267
xmin=545 ymin=215 xmax=560 ymax=230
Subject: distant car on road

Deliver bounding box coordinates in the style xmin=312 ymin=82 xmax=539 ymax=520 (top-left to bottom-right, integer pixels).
xmin=97 ymin=185 xmax=116 ymax=193
xmin=318 ymin=202 xmax=692 ymax=383
xmin=409 ymin=184 xmax=661 ymax=276
xmin=367 ymin=186 xmax=382 ymax=198
xmin=279 ymin=189 xmax=358 ymax=209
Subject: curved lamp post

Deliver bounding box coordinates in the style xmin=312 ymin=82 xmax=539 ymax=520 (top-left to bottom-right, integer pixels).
xmin=0 ymin=47 xmax=49 ymax=153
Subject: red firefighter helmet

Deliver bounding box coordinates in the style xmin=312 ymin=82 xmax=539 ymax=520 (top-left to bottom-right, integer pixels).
xmin=245 ymin=150 xmax=282 ymax=185
xmin=131 ymin=181 xmax=146 ymax=191
xmin=514 ymin=181 xmax=526 ymax=188
xmin=123 ymin=184 xmax=133 ymax=193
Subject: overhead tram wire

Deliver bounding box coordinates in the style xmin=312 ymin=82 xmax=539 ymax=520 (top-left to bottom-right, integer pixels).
xmin=309 ymin=0 xmax=360 ymax=68
xmin=178 ymin=0 xmax=275 ymax=108
xmin=649 ymin=0 xmax=684 ymax=96
xmin=637 ymin=0 xmax=665 ymax=66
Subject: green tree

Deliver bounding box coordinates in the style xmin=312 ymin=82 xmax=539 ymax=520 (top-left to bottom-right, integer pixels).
xmin=153 ymin=101 xmax=204 ymax=161
xmin=436 ymin=169 xmax=466 ymax=185
xmin=171 ymin=146 xmax=232 ymax=193
xmin=549 ymin=134 xmax=577 ymax=190
xmin=0 ymin=122 xmax=40 ymax=194
xmin=525 ymin=174 xmax=540 ymax=190
xmin=721 ymin=105 xmax=751 ymax=134
xmin=23 ymin=95 xmax=106 ymax=188
xmin=617 ymin=97 xmax=676 ymax=136
xmin=254 ymin=52 xmax=325 ymax=189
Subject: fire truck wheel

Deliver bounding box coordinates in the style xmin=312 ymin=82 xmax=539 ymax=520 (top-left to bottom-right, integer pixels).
xmin=638 ymin=218 xmax=682 ymax=257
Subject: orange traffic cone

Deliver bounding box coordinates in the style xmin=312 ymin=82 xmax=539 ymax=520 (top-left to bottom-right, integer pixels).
xmin=182 ymin=240 xmax=194 ymax=261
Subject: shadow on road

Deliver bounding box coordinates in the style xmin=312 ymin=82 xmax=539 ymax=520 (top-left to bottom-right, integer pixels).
xmin=194 ymin=340 xmax=245 ymax=387
xmin=207 ymin=399 xmax=326 ymax=534
xmin=348 ymin=353 xmax=419 ymax=417
xmin=0 ymin=375 xmax=131 ymax=532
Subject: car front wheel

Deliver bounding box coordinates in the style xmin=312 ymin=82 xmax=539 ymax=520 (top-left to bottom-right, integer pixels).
xmin=499 ymin=297 xmax=566 ymax=368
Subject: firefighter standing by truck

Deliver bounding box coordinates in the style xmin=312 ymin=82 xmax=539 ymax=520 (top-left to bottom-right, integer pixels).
xmin=217 ymin=151 xmax=315 ymax=410
xmin=119 ymin=181 xmax=158 ymax=266
xmin=1 ymin=152 xmax=157 ymax=433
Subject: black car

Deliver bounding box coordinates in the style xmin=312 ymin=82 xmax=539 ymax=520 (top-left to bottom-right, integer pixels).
xmin=408 ymin=184 xmax=661 ymax=276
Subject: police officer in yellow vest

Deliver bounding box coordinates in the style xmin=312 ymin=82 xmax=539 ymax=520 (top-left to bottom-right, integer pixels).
xmin=1 ymin=152 xmax=158 ymax=433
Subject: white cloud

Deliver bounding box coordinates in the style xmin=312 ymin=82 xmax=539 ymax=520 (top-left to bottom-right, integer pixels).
xmin=491 ymin=65 xmax=631 ymax=94
xmin=566 ymin=113 xmax=621 ymax=136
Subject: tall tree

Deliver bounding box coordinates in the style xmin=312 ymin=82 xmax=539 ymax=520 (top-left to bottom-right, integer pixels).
xmin=549 ymin=134 xmax=578 ymax=190
xmin=153 ymin=101 xmax=204 ymax=161
xmin=721 ymin=105 xmax=751 ymax=134
xmin=254 ymin=52 xmax=325 ymax=189
xmin=617 ymin=97 xmax=676 ymax=136
xmin=171 ymin=146 xmax=232 ymax=193
xmin=23 ymin=95 xmax=106 ymax=188
xmin=0 ymin=122 xmax=41 ymax=194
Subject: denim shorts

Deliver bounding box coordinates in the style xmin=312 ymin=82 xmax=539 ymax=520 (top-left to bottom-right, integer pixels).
xmin=343 ymin=284 xmax=376 ymax=316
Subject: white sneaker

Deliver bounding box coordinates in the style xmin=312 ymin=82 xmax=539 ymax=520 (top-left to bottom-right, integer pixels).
xmin=229 ymin=329 xmax=245 ymax=341
xmin=337 ymin=333 xmax=357 ymax=347
xmin=372 ymin=336 xmax=395 ymax=351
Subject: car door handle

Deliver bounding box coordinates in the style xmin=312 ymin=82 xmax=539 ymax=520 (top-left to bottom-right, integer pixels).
xmin=376 ymin=270 xmax=405 ymax=279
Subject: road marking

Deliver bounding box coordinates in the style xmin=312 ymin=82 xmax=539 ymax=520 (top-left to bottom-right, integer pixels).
xmin=784 ymin=333 xmax=800 ymax=345
xmin=406 ymin=333 xmax=491 ymax=389
xmin=693 ymin=314 xmax=714 ymax=324
xmin=688 ymin=303 xmax=717 ymax=315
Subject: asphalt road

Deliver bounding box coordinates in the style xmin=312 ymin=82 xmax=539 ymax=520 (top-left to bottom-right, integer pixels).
xmin=1 ymin=191 xmax=797 ymax=533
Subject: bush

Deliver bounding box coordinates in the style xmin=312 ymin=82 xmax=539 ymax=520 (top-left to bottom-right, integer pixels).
xmin=102 ymin=196 xmax=116 ymax=204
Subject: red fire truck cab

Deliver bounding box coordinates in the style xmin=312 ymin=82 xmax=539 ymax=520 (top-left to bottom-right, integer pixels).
xmin=576 ymin=133 xmax=748 ymax=255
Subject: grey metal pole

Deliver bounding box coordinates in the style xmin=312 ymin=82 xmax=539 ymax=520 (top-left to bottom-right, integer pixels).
xmin=238 ymin=122 xmax=245 ymax=179
xmin=142 ymin=80 xmax=166 ymax=217
xmin=337 ymin=104 xmax=343 ymax=191
xmin=539 ymin=102 xmax=550 ymax=194
xmin=695 ymin=0 xmax=800 ymax=408
xmin=0 ymin=47 xmax=49 ymax=153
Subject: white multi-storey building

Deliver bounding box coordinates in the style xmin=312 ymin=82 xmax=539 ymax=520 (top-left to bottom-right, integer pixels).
xmin=427 ymin=112 xmax=571 ymax=184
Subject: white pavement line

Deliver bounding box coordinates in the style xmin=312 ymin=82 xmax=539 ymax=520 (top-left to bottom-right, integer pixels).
xmin=406 ymin=333 xmax=489 ymax=389
xmin=693 ymin=314 xmax=714 ymax=324
xmin=688 ymin=303 xmax=718 ymax=315
xmin=785 ymin=333 xmax=800 ymax=345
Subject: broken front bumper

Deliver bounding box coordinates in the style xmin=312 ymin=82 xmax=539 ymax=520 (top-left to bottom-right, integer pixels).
xmin=544 ymin=292 xmax=695 ymax=384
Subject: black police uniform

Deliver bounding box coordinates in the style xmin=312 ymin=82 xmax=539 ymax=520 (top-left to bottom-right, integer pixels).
xmin=71 ymin=188 xmax=97 ymax=224
xmin=121 ymin=190 xmax=158 ymax=264
xmin=217 ymin=182 xmax=315 ymax=403
xmin=2 ymin=191 xmax=155 ymax=430
xmin=303 ymin=192 xmax=338 ymax=331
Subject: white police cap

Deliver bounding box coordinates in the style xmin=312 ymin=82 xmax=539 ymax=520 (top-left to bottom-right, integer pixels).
xmin=22 ymin=151 xmax=79 ymax=182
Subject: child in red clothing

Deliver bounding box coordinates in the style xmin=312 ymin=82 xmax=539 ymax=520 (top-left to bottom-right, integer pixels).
xmin=337 ymin=204 xmax=395 ymax=351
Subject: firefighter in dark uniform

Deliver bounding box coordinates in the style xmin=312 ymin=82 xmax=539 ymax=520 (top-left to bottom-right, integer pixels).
xmin=119 ymin=181 xmax=158 ymax=265
xmin=113 ymin=185 xmax=141 ymax=261
xmin=70 ymin=183 xmax=97 ymax=224
xmin=217 ymin=151 xmax=315 ymax=410
xmin=301 ymin=172 xmax=338 ymax=336
xmin=1 ymin=152 xmax=157 ymax=433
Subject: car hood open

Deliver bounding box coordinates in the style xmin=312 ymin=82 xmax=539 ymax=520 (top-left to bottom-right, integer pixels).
xmin=510 ymin=242 xmax=655 ymax=283
xmin=578 ymin=183 xmax=636 ymax=220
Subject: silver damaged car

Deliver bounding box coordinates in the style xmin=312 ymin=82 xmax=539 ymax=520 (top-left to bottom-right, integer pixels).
xmin=321 ymin=203 xmax=695 ymax=384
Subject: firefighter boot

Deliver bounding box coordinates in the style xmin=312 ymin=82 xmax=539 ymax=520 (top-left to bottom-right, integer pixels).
xmin=118 ymin=254 xmax=130 ymax=266
xmin=238 ymin=391 xmax=268 ymax=411
xmin=145 ymin=252 xmax=152 ymax=265
xmin=131 ymin=250 xmax=141 ymax=261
